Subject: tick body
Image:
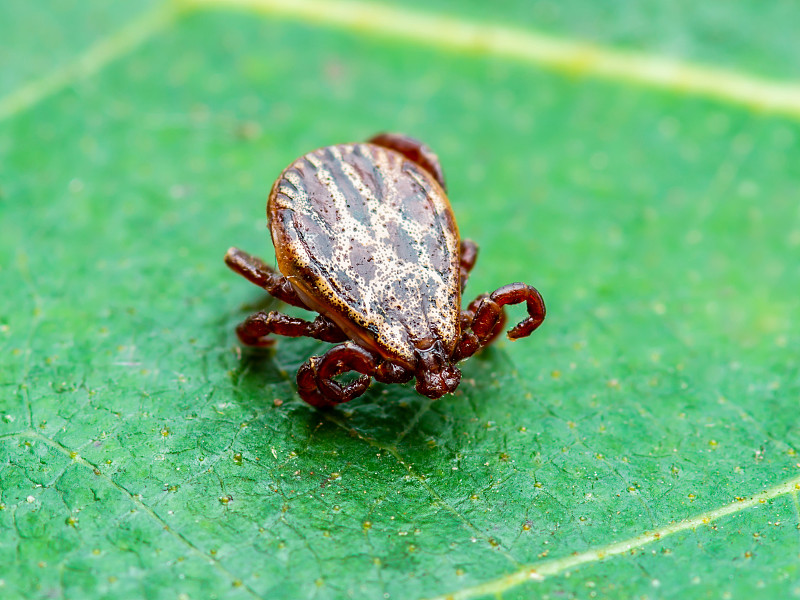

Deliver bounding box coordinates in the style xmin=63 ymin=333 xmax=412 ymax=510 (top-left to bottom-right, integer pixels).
xmin=225 ymin=133 xmax=545 ymax=408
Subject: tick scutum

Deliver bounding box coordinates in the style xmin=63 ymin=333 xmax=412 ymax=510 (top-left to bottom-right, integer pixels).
xmin=269 ymin=143 xmax=461 ymax=365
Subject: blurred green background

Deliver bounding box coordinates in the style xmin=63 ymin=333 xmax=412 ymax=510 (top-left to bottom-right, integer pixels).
xmin=1 ymin=1 xmax=799 ymax=599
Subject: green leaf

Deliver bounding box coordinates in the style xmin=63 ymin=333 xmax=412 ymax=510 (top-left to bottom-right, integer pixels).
xmin=2 ymin=1 xmax=800 ymax=599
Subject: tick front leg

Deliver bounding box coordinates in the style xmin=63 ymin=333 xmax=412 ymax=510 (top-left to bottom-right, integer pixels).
xmin=236 ymin=311 xmax=348 ymax=347
xmin=455 ymin=283 xmax=545 ymax=361
xmin=493 ymin=283 xmax=546 ymax=339
xmin=296 ymin=343 xmax=413 ymax=408
xmin=367 ymin=132 xmax=447 ymax=191
xmin=225 ymin=247 xmax=307 ymax=309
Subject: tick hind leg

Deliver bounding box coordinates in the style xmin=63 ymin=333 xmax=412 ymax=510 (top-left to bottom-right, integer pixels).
xmin=235 ymin=311 xmax=348 ymax=347
xmin=297 ymin=343 xmax=413 ymax=408
xmin=225 ymin=247 xmax=307 ymax=308
xmin=367 ymin=132 xmax=447 ymax=191
xmin=455 ymin=283 xmax=546 ymax=361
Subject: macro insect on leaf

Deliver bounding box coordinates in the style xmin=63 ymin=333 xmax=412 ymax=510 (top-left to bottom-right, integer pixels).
xmin=225 ymin=133 xmax=546 ymax=408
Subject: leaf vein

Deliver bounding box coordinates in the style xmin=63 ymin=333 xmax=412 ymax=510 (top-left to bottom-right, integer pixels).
xmin=12 ymin=430 xmax=265 ymax=600
xmin=322 ymin=412 xmax=523 ymax=568
xmin=187 ymin=0 xmax=800 ymax=119
xmin=423 ymin=473 xmax=800 ymax=600
xmin=0 ymin=2 xmax=181 ymax=122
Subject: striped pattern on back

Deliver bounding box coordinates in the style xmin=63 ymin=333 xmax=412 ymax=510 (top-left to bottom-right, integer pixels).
xmin=268 ymin=143 xmax=461 ymax=364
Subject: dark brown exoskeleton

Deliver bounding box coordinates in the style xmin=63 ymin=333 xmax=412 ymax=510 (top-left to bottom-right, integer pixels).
xmin=225 ymin=133 xmax=545 ymax=408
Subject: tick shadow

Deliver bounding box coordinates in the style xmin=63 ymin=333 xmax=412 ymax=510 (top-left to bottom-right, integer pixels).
xmin=223 ymin=292 xmax=532 ymax=457
xmin=220 ymin=293 xmax=318 ymax=397
xmin=299 ymin=345 xmax=524 ymax=459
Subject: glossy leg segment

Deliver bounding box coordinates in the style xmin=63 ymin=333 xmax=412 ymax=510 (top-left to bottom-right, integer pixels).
xmin=367 ymin=132 xmax=448 ymax=191
xmin=459 ymin=239 xmax=478 ymax=292
xmin=297 ymin=343 xmax=414 ymax=408
xmin=454 ymin=283 xmax=546 ymax=361
xmin=225 ymin=247 xmax=307 ymax=309
xmin=235 ymin=311 xmax=348 ymax=347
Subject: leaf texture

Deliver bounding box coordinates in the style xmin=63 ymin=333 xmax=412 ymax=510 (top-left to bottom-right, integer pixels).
xmin=1 ymin=2 xmax=799 ymax=599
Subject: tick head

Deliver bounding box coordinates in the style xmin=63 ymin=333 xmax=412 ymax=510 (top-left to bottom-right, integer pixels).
xmin=413 ymin=339 xmax=461 ymax=399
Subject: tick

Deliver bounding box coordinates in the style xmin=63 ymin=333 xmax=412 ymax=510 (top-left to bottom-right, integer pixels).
xmin=225 ymin=133 xmax=545 ymax=408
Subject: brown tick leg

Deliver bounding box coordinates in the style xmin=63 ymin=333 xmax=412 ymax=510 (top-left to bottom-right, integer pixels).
xmin=454 ymin=294 xmax=501 ymax=360
xmin=225 ymin=247 xmax=308 ymax=309
xmin=236 ymin=311 xmax=348 ymax=347
xmin=459 ymin=239 xmax=479 ymax=292
xmin=296 ymin=343 xmax=412 ymax=408
xmin=454 ymin=283 xmax=545 ymax=360
xmin=367 ymin=132 xmax=447 ymax=191
xmin=491 ymin=283 xmax=546 ymax=339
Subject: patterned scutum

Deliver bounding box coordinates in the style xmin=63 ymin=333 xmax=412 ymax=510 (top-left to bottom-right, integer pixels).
xmin=268 ymin=143 xmax=461 ymax=366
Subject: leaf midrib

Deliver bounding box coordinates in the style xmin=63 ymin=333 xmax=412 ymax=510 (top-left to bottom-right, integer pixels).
xmin=3 ymin=0 xmax=800 ymax=125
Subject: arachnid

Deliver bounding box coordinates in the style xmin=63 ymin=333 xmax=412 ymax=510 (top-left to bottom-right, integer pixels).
xmin=225 ymin=133 xmax=545 ymax=408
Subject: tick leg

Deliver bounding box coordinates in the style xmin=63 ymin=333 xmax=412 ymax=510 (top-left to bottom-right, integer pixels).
xmin=225 ymin=247 xmax=308 ymax=309
xmin=459 ymin=239 xmax=479 ymax=292
xmin=455 ymin=294 xmax=499 ymax=360
xmin=296 ymin=343 xmax=413 ymax=408
xmin=235 ymin=311 xmax=348 ymax=347
xmin=367 ymin=132 xmax=447 ymax=191
xmin=454 ymin=283 xmax=545 ymax=361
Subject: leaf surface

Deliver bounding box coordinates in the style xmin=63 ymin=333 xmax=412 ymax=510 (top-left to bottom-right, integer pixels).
xmin=1 ymin=2 xmax=799 ymax=599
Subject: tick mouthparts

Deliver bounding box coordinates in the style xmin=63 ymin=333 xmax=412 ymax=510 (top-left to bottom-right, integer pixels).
xmin=415 ymin=364 xmax=462 ymax=399
xmin=412 ymin=339 xmax=462 ymax=397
